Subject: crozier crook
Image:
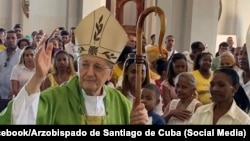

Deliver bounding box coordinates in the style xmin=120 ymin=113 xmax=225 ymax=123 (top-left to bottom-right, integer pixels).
xmin=134 ymin=6 xmax=167 ymax=106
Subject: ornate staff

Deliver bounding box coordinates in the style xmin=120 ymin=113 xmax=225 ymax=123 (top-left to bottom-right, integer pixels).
xmin=134 ymin=6 xmax=166 ymax=106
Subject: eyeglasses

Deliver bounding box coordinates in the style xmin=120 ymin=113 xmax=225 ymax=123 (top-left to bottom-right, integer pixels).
xmin=80 ymin=63 xmax=111 ymax=72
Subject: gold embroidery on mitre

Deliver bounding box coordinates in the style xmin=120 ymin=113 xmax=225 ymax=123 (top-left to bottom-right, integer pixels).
xmin=89 ymin=46 xmax=98 ymax=56
xmin=88 ymin=15 xmax=103 ymax=56
xmin=94 ymin=15 xmax=103 ymax=42
xmin=101 ymin=51 xmax=116 ymax=60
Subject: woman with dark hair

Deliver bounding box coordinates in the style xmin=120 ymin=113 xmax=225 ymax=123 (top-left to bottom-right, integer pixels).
xmin=110 ymin=45 xmax=134 ymax=87
xmin=155 ymin=59 xmax=169 ymax=91
xmin=10 ymin=46 xmax=35 ymax=97
xmin=161 ymin=53 xmax=187 ymax=109
xmin=118 ymin=53 xmax=150 ymax=100
xmin=190 ymin=68 xmax=250 ymax=124
xmin=191 ymin=51 xmax=213 ymax=104
xmin=40 ymin=50 xmax=76 ymax=91
xmin=118 ymin=53 xmax=163 ymax=115
xmin=45 ymin=37 xmax=65 ymax=58
xmin=155 ymin=59 xmax=169 ymax=111
xmin=17 ymin=38 xmax=30 ymax=50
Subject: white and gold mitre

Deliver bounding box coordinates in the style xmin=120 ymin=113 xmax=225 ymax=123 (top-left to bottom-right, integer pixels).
xmin=74 ymin=6 xmax=128 ymax=63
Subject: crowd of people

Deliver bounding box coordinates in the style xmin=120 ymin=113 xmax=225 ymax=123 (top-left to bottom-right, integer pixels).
xmin=0 ymin=6 xmax=250 ymax=125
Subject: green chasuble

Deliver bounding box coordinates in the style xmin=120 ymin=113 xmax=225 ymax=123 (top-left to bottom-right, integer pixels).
xmin=0 ymin=76 xmax=132 ymax=124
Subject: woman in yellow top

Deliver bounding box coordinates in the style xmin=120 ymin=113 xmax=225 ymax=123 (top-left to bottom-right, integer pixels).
xmin=191 ymin=51 xmax=213 ymax=104
xmin=41 ymin=50 xmax=76 ymax=91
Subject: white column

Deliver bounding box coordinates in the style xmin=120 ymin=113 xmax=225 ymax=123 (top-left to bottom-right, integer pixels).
xmin=144 ymin=0 xmax=157 ymax=44
xmin=155 ymin=0 xmax=220 ymax=55
xmin=189 ymin=0 xmax=220 ymax=55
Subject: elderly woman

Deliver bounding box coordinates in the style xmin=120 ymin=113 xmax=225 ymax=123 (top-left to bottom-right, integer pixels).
xmin=189 ymin=68 xmax=250 ymax=124
xmin=162 ymin=72 xmax=202 ymax=124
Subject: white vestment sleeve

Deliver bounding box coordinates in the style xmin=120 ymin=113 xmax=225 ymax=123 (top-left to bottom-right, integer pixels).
xmin=12 ymin=87 xmax=40 ymax=124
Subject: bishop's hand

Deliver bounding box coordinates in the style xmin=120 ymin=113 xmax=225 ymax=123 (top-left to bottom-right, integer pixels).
xmin=25 ymin=36 xmax=53 ymax=95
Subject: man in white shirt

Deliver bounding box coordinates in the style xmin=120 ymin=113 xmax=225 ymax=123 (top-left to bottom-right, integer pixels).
xmin=237 ymin=44 xmax=250 ymax=101
xmin=0 ymin=30 xmax=21 ymax=99
xmin=165 ymin=35 xmax=177 ymax=60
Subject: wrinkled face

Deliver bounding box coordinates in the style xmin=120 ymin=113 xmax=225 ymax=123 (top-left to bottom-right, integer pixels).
xmin=238 ymin=46 xmax=249 ymax=71
xmin=141 ymin=88 xmax=158 ymax=112
xmin=173 ymin=59 xmax=187 ymax=75
xmin=175 ymin=76 xmax=195 ymax=99
xmin=210 ymin=72 xmax=237 ymax=103
xmin=77 ymin=55 xmax=113 ymax=96
xmin=126 ymin=63 xmax=146 ymax=88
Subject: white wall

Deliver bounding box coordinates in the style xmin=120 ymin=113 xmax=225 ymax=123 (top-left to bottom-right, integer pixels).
xmin=1 ymin=0 xmax=250 ymax=51
xmin=82 ymin=0 xmax=106 ymax=18
xmin=190 ymin=0 xmax=220 ymax=55
xmin=29 ymin=0 xmax=68 ymax=35
xmin=217 ymin=0 xmax=250 ymax=46
xmin=0 ymin=0 xmax=22 ymax=30
xmin=154 ymin=0 xmax=219 ymax=55
xmin=20 ymin=0 xmax=82 ymax=35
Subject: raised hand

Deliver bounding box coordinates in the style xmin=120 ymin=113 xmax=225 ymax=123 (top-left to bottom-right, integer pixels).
xmin=25 ymin=37 xmax=53 ymax=95
xmin=34 ymin=35 xmax=53 ymax=79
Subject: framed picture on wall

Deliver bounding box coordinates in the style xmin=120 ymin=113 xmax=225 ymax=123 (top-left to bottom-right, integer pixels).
xmin=22 ymin=0 xmax=29 ymax=18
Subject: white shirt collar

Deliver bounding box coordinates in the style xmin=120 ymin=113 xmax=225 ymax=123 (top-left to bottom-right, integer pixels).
xmin=82 ymin=88 xmax=106 ymax=116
